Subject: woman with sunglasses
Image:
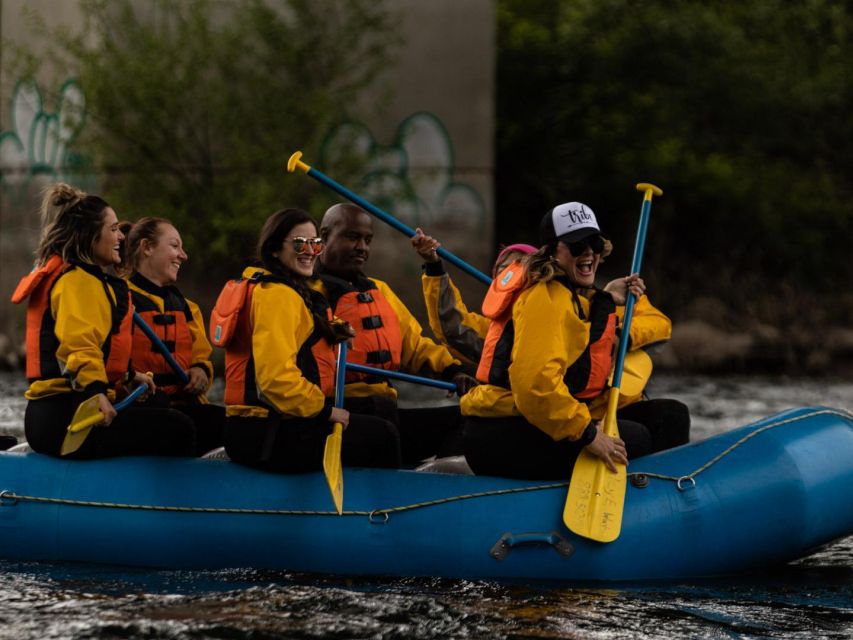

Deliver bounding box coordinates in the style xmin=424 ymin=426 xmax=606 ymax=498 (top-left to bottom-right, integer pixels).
xmin=460 ymin=202 xmax=689 ymax=479
xmin=119 ymin=217 xmax=225 ymax=455
xmin=218 ymin=208 xmax=401 ymax=472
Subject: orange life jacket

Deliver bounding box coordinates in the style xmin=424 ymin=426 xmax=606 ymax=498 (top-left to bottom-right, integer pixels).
xmin=318 ymin=273 xmax=403 ymax=384
xmin=476 ymin=263 xmax=618 ymax=400
xmin=475 ymin=261 xmax=527 ymax=386
xmin=212 ymin=273 xmax=336 ymax=409
xmin=565 ymin=284 xmax=618 ymax=400
xmin=11 ymin=256 xmax=133 ymax=385
xmin=129 ymin=275 xmax=194 ymax=395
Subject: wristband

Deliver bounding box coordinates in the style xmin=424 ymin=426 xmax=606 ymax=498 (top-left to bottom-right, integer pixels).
xmin=578 ymin=422 xmax=598 ymax=446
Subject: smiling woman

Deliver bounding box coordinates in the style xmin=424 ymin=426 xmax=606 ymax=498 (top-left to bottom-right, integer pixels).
xmin=214 ymin=207 xmax=402 ymax=474
xmin=119 ymin=217 xmax=225 ymax=455
xmin=460 ymin=201 xmax=691 ymax=480
xmin=9 ymin=184 xmax=196 ymax=460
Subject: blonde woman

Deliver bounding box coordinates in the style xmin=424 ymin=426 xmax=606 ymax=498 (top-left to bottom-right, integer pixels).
xmin=120 ymin=217 xmax=224 ymax=455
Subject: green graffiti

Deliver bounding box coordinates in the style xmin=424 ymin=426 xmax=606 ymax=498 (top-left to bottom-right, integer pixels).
xmin=319 ymin=112 xmax=486 ymax=234
xmin=0 ymin=79 xmax=91 ymax=202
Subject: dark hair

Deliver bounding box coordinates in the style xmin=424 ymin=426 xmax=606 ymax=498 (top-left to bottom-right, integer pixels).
xmin=257 ymin=208 xmax=351 ymax=343
xmin=119 ymin=216 xmax=173 ymax=277
xmin=36 ymin=183 xmax=111 ymax=266
xmin=257 ymin=208 xmax=315 ymax=274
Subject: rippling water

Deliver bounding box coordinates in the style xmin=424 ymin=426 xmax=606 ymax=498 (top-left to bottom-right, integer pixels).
xmin=0 ymin=371 xmax=851 ymax=639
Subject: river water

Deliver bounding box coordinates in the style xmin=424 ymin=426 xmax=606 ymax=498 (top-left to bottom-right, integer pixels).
xmin=0 ymin=370 xmax=850 ymax=639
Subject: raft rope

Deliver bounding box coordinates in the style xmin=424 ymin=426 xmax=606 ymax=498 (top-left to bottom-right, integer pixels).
xmin=1 ymin=407 xmax=850 ymax=520
xmin=629 ymin=407 xmax=853 ymax=490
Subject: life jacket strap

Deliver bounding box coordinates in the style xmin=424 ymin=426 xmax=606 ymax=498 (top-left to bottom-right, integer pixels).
xmin=152 ymin=340 xmax=176 ymax=353
xmin=366 ymin=350 xmax=392 ymax=365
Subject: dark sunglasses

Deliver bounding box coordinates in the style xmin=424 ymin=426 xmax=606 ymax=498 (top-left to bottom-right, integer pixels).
xmin=567 ymin=235 xmax=605 ymax=257
xmin=288 ymin=237 xmax=324 ymax=255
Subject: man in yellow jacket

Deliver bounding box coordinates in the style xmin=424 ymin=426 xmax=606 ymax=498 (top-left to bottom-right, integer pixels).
xmin=312 ymin=203 xmax=478 ymax=465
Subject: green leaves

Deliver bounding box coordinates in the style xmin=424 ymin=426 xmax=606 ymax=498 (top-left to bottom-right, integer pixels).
xmin=497 ymin=0 xmax=853 ymax=312
xmin=24 ymin=0 xmax=397 ymax=282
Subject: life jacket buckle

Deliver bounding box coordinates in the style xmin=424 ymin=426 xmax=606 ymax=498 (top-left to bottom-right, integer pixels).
xmin=362 ymin=315 xmax=383 ymax=330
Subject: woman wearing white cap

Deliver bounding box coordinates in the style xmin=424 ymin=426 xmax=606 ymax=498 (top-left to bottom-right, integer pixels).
xmin=460 ymin=202 xmax=689 ymax=479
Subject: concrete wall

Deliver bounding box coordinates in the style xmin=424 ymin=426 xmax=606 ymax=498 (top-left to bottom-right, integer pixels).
xmin=0 ymin=0 xmax=495 ymax=367
xmin=1 ymin=0 xmax=92 ymax=366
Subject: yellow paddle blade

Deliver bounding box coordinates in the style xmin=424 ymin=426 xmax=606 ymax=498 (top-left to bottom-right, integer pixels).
xmin=564 ymin=390 xmax=627 ymax=542
xmin=60 ymin=396 xmax=106 ymax=456
xmin=323 ymin=423 xmax=344 ymax=515
xmin=617 ymin=350 xmax=653 ymax=398
xmin=564 ymin=449 xmax=626 ymax=542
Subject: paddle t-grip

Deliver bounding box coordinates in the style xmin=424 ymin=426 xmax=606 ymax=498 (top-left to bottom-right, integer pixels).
xmin=287 ymin=151 xmax=310 ymax=174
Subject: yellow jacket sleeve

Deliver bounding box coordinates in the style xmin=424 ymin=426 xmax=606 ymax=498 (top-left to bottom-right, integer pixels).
xmin=622 ymin=295 xmax=672 ymax=350
xmin=51 ymin=269 xmax=115 ymax=393
xmin=250 ymin=282 xmax=327 ymax=418
xmin=421 ymin=272 xmax=490 ymax=366
xmin=187 ymin=298 xmax=215 ymax=381
xmin=376 ymin=279 xmax=462 ymax=377
xmin=508 ymin=282 xmax=592 ymax=441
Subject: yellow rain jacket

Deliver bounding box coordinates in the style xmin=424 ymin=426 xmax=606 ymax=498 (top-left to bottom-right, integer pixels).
xmin=421 ymin=267 xmax=490 ymax=367
xmin=224 ymin=267 xmax=336 ymax=420
xmin=461 ymin=279 xmax=671 ymax=441
xmin=14 ymin=261 xmax=134 ymax=401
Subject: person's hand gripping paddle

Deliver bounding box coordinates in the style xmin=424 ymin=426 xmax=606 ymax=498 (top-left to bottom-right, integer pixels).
xmin=60 ymin=378 xmax=152 ymax=456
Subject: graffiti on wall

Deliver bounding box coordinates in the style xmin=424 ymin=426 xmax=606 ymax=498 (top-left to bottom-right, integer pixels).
xmin=319 ymin=112 xmax=487 ymax=236
xmin=0 ymin=79 xmax=90 ymax=202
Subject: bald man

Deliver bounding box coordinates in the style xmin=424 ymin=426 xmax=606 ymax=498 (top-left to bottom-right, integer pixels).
xmin=312 ymin=203 xmax=478 ymax=466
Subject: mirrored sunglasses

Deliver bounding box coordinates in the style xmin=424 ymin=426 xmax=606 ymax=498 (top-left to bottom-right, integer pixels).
xmin=567 ymin=235 xmax=605 ymax=257
xmin=289 ymin=237 xmax=324 ymax=255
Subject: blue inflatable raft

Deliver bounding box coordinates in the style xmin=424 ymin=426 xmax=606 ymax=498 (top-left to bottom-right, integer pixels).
xmin=0 ymin=406 xmax=850 ymax=582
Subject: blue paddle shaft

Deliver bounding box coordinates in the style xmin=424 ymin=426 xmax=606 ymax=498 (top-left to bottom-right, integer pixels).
xmin=305 ymin=167 xmax=492 ymax=285
xmin=132 ymin=312 xmax=190 ymax=385
xmin=114 ymin=383 xmax=148 ymax=411
xmin=345 ymin=362 xmax=458 ymax=392
xmin=611 ymin=197 xmax=653 ymax=389
xmin=335 ymin=343 xmax=347 ymax=409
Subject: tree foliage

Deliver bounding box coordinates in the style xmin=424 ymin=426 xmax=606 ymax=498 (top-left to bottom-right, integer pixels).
xmin=497 ymin=0 xmax=853 ymax=323
xmin=17 ymin=0 xmax=398 ymax=283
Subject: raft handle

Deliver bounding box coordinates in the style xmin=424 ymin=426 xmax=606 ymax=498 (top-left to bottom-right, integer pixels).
xmin=490 ymin=531 xmax=574 ymax=561
xmin=0 ymin=490 xmax=18 ymax=506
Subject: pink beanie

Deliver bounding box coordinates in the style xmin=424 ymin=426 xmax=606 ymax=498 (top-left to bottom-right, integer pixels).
xmin=495 ymin=243 xmax=538 ymax=266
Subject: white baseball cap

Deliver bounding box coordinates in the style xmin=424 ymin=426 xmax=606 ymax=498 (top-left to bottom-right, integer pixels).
xmin=539 ymin=202 xmax=602 ymax=245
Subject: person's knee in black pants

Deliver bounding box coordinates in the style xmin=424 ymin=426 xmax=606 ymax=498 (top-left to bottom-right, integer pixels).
xmin=616 ymin=419 xmax=653 ymax=459
xmin=618 ymin=398 xmax=690 ymax=453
